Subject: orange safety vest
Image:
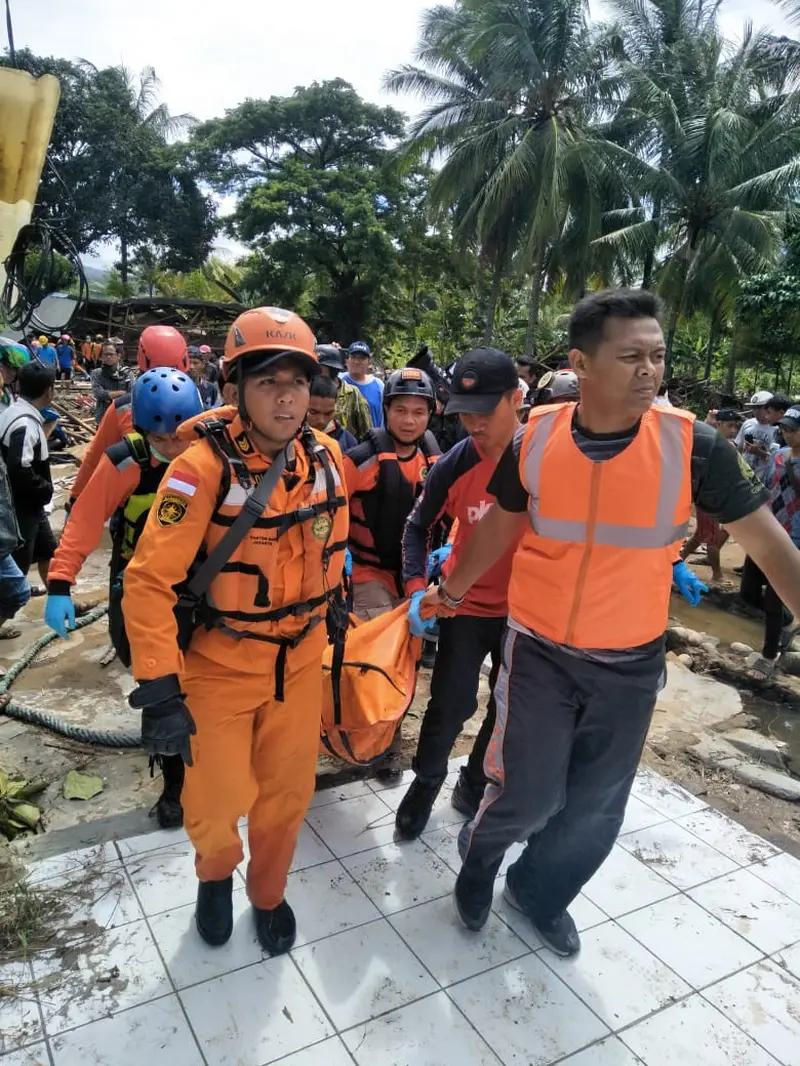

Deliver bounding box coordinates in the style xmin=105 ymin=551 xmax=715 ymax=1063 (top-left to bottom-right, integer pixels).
xmin=509 ymin=402 xmax=694 ymax=649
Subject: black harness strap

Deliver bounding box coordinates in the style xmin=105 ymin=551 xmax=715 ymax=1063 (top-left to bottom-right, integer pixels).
xmin=185 ymin=448 xmax=288 ymax=604
xmin=178 ymin=423 xmax=346 ymax=701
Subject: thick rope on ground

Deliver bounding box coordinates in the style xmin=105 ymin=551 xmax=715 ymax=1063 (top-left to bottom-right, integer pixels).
xmin=0 ymin=605 xmax=143 ymax=748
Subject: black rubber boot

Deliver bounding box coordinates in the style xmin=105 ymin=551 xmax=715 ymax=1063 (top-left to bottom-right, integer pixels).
xmin=196 ymin=876 xmax=234 ymax=946
xmin=254 ymin=899 xmax=296 ymax=955
xmin=154 ymin=755 xmax=184 ymax=829
xmin=420 ymin=639 xmax=437 ymax=670
xmin=450 ymin=767 xmax=485 ymax=819
xmin=395 ymin=775 xmax=446 ymax=840
xmin=374 ymin=728 xmax=403 ymax=784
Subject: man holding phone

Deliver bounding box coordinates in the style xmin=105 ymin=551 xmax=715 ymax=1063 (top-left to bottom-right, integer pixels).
xmin=736 ymin=391 xmax=778 ymax=483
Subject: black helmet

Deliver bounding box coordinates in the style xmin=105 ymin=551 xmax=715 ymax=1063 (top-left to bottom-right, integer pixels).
xmin=384 ymin=367 xmax=436 ymax=411
xmin=316 ymin=344 xmax=345 ymax=373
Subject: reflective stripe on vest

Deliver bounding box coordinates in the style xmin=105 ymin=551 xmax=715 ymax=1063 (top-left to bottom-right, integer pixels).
xmin=522 ymin=409 xmax=690 ymax=548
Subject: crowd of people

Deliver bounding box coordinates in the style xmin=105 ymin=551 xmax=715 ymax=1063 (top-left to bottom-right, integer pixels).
xmin=1 ymin=290 xmax=800 ymax=962
xmin=688 ymin=389 xmax=800 ymax=682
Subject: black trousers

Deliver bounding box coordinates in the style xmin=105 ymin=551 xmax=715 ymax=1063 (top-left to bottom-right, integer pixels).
xmin=740 ymin=556 xmax=792 ymax=659
xmin=413 ymin=613 xmax=505 ymax=786
xmin=459 ymin=628 xmax=664 ymax=919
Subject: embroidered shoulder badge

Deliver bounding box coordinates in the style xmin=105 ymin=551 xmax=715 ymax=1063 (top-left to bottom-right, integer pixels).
xmin=156 ymin=493 xmax=189 ymax=527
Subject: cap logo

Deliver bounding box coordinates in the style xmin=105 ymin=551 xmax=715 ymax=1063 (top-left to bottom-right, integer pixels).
xmin=461 ymin=371 xmax=478 ymax=389
xmin=401 ymin=368 xmax=422 ymax=381
xmin=233 ymin=326 xmax=247 ymax=348
xmin=266 ymin=307 xmax=292 ymax=324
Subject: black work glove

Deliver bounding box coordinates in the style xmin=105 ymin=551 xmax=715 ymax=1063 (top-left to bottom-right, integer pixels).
xmin=129 ymin=674 xmax=196 ymax=767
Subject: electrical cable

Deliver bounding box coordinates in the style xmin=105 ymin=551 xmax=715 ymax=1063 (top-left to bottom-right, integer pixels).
xmin=1 ymin=222 xmax=89 ymax=334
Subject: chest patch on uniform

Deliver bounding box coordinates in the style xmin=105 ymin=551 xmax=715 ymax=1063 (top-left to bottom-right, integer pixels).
xmin=311 ymin=514 xmax=332 ymax=540
xmin=156 ymin=493 xmax=189 ymax=527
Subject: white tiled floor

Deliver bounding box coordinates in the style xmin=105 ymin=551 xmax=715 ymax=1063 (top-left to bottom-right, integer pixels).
xmin=5 ymin=761 xmax=800 ymax=1066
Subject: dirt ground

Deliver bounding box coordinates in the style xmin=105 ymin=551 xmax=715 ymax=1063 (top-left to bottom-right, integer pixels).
xmin=0 ymin=488 xmax=798 ymax=865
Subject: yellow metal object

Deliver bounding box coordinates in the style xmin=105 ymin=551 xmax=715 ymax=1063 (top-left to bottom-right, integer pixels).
xmin=0 ymin=68 xmax=61 ymax=288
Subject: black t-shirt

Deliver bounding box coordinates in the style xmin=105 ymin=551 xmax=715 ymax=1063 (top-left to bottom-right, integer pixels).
xmin=489 ymin=415 xmax=768 ymax=523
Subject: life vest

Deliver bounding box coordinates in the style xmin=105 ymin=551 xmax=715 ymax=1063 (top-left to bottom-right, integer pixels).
xmin=105 ymin=432 xmax=167 ymax=666
xmin=320 ymin=602 xmax=422 ymax=764
xmin=105 ymin=432 xmax=165 ymax=564
xmin=509 ymin=403 xmax=694 ymax=649
xmin=348 ymin=428 xmax=440 ymax=592
xmin=178 ymin=418 xmax=348 ymax=700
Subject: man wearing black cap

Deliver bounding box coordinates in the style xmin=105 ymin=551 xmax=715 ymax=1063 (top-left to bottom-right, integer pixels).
xmin=417 ymin=288 xmax=800 ymax=956
xmin=397 ymin=349 xmax=523 ymax=837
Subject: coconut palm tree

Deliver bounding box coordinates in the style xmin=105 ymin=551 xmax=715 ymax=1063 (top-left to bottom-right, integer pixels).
xmin=386 ymin=0 xmax=618 ymax=354
xmin=598 ymin=20 xmax=800 ymax=362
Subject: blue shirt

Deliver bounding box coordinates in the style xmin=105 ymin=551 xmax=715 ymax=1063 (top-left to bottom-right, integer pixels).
xmin=37 ymin=345 xmax=57 ymax=367
xmin=329 ymin=423 xmax=358 ymax=453
xmin=341 ymin=373 xmax=384 ymax=428
xmin=56 ymin=344 xmax=73 ymax=368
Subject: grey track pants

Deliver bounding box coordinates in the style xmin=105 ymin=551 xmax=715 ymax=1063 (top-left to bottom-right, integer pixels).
xmin=458 ymin=626 xmax=665 ymax=919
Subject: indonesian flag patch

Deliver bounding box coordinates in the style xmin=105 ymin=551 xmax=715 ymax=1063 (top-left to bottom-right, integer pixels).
xmin=166 ymin=470 xmax=199 ymax=498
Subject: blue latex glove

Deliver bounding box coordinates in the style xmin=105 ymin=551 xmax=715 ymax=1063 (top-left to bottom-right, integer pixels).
xmin=45 ymin=594 xmax=76 ymax=639
xmin=344 ymin=548 xmax=353 ymax=578
xmin=408 ymin=590 xmax=438 ymax=638
xmin=427 ymin=544 xmax=452 ymax=580
xmin=672 ymin=561 xmax=708 ymax=606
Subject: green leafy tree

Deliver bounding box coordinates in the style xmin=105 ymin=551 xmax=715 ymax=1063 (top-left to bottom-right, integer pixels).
xmin=1 ymin=52 xmax=216 ymax=281
xmin=191 ymin=80 xmax=417 ymax=340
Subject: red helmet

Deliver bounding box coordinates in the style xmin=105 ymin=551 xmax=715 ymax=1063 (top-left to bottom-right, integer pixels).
xmin=137 ymin=325 xmax=189 ymax=373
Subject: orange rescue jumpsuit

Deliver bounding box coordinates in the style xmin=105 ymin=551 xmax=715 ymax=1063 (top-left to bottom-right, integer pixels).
xmin=69 ymin=398 xmax=134 ymax=502
xmin=122 ymin=413 xmax=348 ymax=908
xmin=49 ymin=447 xmax=158 ymax=587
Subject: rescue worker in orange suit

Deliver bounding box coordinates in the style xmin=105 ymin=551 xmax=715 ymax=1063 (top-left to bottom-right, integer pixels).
xmin=418 ymin=288 xmax=800 ymax=956
xmin=44 ymin=369 xmax=204 ymax=828
xmin=342 ymin=367 xmax=441 ymax=782
xmin=66 ymin=325 xmax=190 ymax=511
xmin=396 ymin=349 xmax=523 ymax=838
xmin=122 ymin=308 xmax=348 ymax=953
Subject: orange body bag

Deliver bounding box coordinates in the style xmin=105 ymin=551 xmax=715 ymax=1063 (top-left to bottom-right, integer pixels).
xmin=321 ymin=603 xmax=422 ymax=765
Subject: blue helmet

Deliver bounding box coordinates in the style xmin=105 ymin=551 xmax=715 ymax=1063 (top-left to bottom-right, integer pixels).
xmin=131 ymin=368 xmax=203 ymax=433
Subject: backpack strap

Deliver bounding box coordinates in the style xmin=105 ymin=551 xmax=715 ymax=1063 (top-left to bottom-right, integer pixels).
xmin=106 ymin=432 xmax=151 ymax=472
